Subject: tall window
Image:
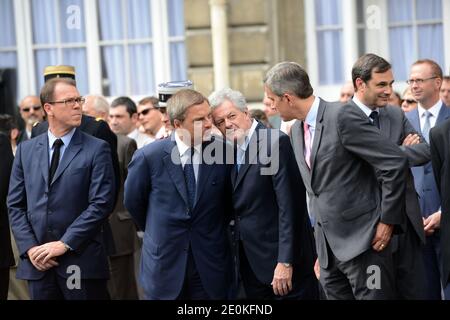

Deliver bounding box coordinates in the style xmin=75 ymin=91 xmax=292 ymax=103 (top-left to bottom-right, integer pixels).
xmin=314 ymin=0 xmax=344 ymax=85
xmin=0 ymin=0 xmax=17 ymax=71
xmin=167 ymin=0 xmax=187 ymax=81
xmin=388 ymin=0 xmax=444 ymax=80
xmin=31 ymin=0 xmax=89 ymax=94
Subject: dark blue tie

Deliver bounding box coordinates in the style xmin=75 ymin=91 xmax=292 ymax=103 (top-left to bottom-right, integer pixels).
xmin=184 ymin=148 xmax=196 ymax=211
xmin=369 ymin=111 xmax=380 ymax=129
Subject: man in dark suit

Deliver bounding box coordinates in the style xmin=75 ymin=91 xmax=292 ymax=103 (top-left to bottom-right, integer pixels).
xmin=7 ymin=78 xmax=116 ymax=299
xmin=0 ymin=132 xmax=14 ymax=300
xmin=405 ymin=59 xmax=450 ymax=299
xmin=17 ymin=95 xmax=45 ymax=144
xmin=209 ymin=88 xmax=317 ymax=300
xmin=264 ymin=58 xmax=408 ymax=299
xmin=124 ymin=89 xmax=233 ymax=300
xmin=430 ymin=118 xmax=450 ymax=298
xmin=369 ymin=95 xmax=429 ymax=299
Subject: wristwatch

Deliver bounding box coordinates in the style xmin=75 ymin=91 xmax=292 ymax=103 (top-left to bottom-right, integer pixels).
xmin=282 ymin=263 xmax=292 ymax=268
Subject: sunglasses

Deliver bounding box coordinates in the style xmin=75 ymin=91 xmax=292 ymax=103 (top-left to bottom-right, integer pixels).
xmin=404 ymin=99 xmax=416 ymax=104
xmin=138 ymin=107 xmax=155 ymax=116
xmin=22 ymin=105 xmax=41 ymax=112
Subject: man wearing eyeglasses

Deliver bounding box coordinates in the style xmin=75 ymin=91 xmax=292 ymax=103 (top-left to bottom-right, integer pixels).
xmin=405 ymin=59 xmax=450 ymax=300
xmin=137 ymin=97 xmax=167 ymax=142
xmin=17 ymin=96 xmax=45 ymax=143
xmin=8 ymin=78 xmax=116 ymax=300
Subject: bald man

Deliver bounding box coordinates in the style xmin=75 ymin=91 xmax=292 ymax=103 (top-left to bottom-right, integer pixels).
xmin=82 ymin=95 xmax=110 ymax=122
xmin=18 ymin=96 xmax=45 ymax=143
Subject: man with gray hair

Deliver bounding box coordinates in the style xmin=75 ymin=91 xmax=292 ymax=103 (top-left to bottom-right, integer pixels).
xmin=210 ymin=88 xmax=317 ymax=300
xmin=124 ymin=89 xmax=233 ymax=300
xmin=82 ymin=95 xmax=110 ymax=121
xmin=264 ymin=61 xmax=408 ymax=299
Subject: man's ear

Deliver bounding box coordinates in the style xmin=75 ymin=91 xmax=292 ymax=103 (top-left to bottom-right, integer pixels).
xmin=355 ymin=78 xmax=365 ymax=91
xmin=43 ymin=103 xmax=53 ymax=117
xmin=173 ymin=119 xmax=181 ymax=129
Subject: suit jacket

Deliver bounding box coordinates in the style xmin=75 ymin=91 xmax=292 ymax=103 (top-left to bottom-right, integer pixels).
xmin=7 ymin=128 xmax=116 ymax=280
xmin=33 ymin=114 xmax=120 ymax=256
xmin=406 ymin=104 xmax=450 ymax=217
xmin=429 ymin=118 xmax=450 ymax=286
xmin=124 ymin=136 xmax=233 ymax=300
xmin=232 ymin=122 xmax=315 ymax=285
xmin=378 ymin=106 xmax=428 ymax=244
xmin=0 ymin=134 xmax=14 ymax=269
xmin=109 ymin=134 xmax=138 ymax=256
xmin=291 ymin=99 xmax=408 ymax=268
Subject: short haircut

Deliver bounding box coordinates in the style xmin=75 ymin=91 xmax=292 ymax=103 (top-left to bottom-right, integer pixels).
xmin=85 ymin=95 xmax=110 ymax=115
xmin=138 ymin=96 xmax=160 ymax=108
xmin=264 ymin=61 xmax=313 ymax=99
xmin=110 ymin=96 xmax=137 ymax=117
xmin=167 ymin=89 xmax=208 ymax=126
xmin=411 ymin=59 xmax=443 ymax=79
xmin=352 ymin=53 xmax=391 ymax=89
xmin=442 ymin=75 xmax=450 ymax=82
xmin=40 ymin=78 xmax=77 ymax=106
xmin=208 ymin=88 xmax=247 ymax=112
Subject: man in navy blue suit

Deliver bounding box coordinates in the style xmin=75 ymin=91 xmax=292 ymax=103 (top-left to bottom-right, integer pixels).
xmin=8 ymin=78 xmax=116 ymax=299
xmin=406 ymin=59 xmax=450 ymax=299
xmin=209 ymin=88 xmax=317 ymax=300
xmin=124 ymin=89 xmax=233 ymax=300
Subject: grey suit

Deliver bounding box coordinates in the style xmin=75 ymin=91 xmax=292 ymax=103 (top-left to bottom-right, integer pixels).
xmin=378 ymin=106 xmax=428 ymax=299
xmin=107 ymin=134 xmax=139 ymax=300
xmin=291 ymin=99 xmax=408 ymax=299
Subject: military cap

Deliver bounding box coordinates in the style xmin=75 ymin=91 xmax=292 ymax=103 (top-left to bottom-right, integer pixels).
xmin=157 ymin=80 xmax=194 ymax=107
xmin=44 ymin=65 xmax=76 ymax=82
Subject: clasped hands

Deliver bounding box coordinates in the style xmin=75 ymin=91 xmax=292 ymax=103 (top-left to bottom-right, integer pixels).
xmin=27 ymin=241 xmax=68 ymax=271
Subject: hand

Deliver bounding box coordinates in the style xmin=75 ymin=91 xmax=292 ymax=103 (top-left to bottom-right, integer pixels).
xmin=271 ymin=263 xmax=293 ymax=296
xmin=27 ymin=246 xmax=59 ymax=271
xmin=371 ymin=222 xmax=393 ymax=252
xmin=424 ymin=211 xmax=441 ymax=236
xmin=314 ymin=258 xmax=320 ymax=280
xmin=402 ymin=133 xmax=421 ymax=146
xmin=30 ymin=241 xmax=68 ymax=265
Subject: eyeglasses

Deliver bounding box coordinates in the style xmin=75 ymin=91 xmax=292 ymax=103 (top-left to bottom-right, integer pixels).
xmin=21 ymin=105 xmax=41 ymax=112
xmin=48 ymin=97 xmax=85 ymax=107
xmin=404 ymin=99 xmax=416 ymax=104
xmin=138 ymin=107 xmax=155 ymax=116
xmin=406 ymin=77 xmax=438 ymax=85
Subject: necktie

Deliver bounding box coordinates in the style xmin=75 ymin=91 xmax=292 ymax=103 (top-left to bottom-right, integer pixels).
xmin=422 ymin=111 xmax=431 ymax=143
xmin=49 ymin=138 xmax=63 ymax=186
xmin=183 ymin=147 xmax=196 ymax=211
xmin=369 ymin=111 xmax=380 ymax=129
xmin=303 ymin=121 xmax=311 ymax=169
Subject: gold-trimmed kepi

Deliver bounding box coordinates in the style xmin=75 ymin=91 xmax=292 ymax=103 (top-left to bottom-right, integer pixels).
xmin=44 ymin=65 xmax=76 ymax=82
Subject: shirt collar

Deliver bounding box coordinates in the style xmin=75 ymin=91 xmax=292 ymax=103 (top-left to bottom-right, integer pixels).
xmin=174 ymin=130 xmax=202 ymax=156
xmin=418 ymin=100 xmax=442 ymax=119
xmin=304 ymin=96 xmax=320 ymax=127
xmin=238 ymin=119 xmax=258 ymax=151
xmin=352 ymin=96 xmax=379 ymax=117
xmin=47 ymin=127 xmax=76 ymax=149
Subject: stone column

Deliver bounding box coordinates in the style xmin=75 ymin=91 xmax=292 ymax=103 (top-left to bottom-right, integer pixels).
xmin=209 ymin=0 xmax=230 ymax=90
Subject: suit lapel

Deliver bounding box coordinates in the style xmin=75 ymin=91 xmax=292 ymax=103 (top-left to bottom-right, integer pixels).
xmin=195 ymin=142 xmax=214 ymax=206
xmin=310 ymin=101 xmax=326 ymax=173
xmin=51 ymin=128 xmax=83 ymax=186
xmin=163 ymin=140 xmax=189 ymax=208
xmin=436 ymin=104 xmax=450 ymax=125
xmin=378 ymin=108 xmax=391 ymax=139
xmin=409 ymin=109 xmax=421 ymax=133
xmin=37 ymin=133 xmax=50 ymax=188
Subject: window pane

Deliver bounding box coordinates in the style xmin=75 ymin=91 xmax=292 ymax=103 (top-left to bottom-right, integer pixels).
xmin=59 ymin=0 xmax=86 ymax=43
xmin=0 ymin=52 xmax=17 ymax=68
xmin=31 ymin=0 xmax=58 ymax=44
xmin=98 ymin=0 xmax=124 ymax=41
xmin=127 ymin=0 xmax=152 ymax=39
xmin=315 ymin=0 xmax=342 ymax=26
xmin=388 ymin=26 xmax=414 ymax=80
xmin=0 ymin=0 xmax=16 ymax=46
xmin=34 ymin=49 xmax=58 ymax=91
xmin=62 ymin=48 xmax=88 ymax=95
xmin=317 ymin=30 xmax=343 ymax=85
xmin=170 ymin=42 xmax=187 ymax=81
xmin=101 ymin=46 xmax=126 ymax=96
xmin=416 ymin=0 xmax=442 ymax=20
xmin=129 ymin=44 xmax=154 ymax=95
xmin=388 ymin=0 xmax=412 ymax=23
xmin=168 ymin=0 xmax=184 ymax=37
xmin=418 ymin=25 xmax=444 ymax=67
